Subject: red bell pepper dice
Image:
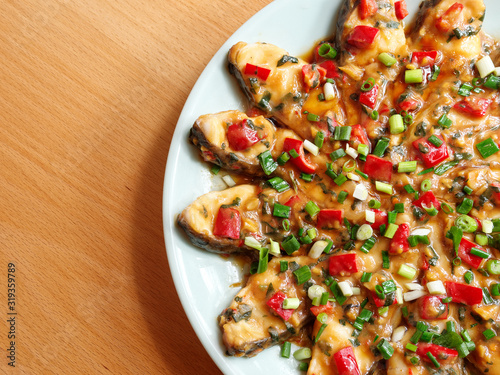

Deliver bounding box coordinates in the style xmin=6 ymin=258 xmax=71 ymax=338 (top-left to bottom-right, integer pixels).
xmin=284 ymin=195 xmax=301 ymax=207
xmin=395 ymin=0 xmax=409 ymax=20
xmin=454 ymin=97 xmax=492 ymax=117
xmin=411 ymin=51 xmax=438 ymax=66
xmin=310 ymin=301 xmax=334 ymax=317
xmin=364 ymin=154 xmax=393 ymax=182
xmin=349 ymin=124 xmax=370 ymax=150
xmin=435 ymin=2 xmax=464 ymax=33
xmin=417 ymin=343 xmax=458 ymax=365
xmin=347 ymin=26 xmax=379 ymax=49
xmin=329 ymin=253 xmax=358 ymax=276
xmin=363 ymin=154 xmax=392 ymax=181
xmin=267 ymin=291 xmax=294 ymax=321
xmin=319 ymin=60 xmax=340 ymax=79
xmin=446 ymin=281 xmax=483 ymax=306
xmin=333 ymin=346 xmax=361 ymax=375
xmin=213 ymin=207 xmax=241 ymax=239
xmin=458 ymin=238 xmax=487 ymax=269
xmin=389 ymin=223 xmax=410 ymax=254
xmin=412 ymin=135 xmax=449 ymax=168
xmin=227 ymin=119 xmax=261 ymax=151
xmin=283 ymin=138 xmax=316 ymax=174
xmin=413 ymin=191 xmax=440 ymax=212
xmin=359 ymin=0 xmax=377 ymax=20
xmin=359 ymin=84 xmax=379 ymax=110
xmin=371 ymin=291 xmax=398 ymax=308
xmin=317 ymin=209 xmax=344 ymax=229
xmin=398 ymin=96 xmax=421 ymax=112
xmin=302 ymin=64 xmax=326 ymax=90
xmin=368 ymin=209 xmax=388 ymax=230
xmin=244 ymin=63 xmax=271 ymax=81
xmin=421 ymin=254 xmax=430 ymax=270
xmin=419 ymin=296 xmax=449 ymax=320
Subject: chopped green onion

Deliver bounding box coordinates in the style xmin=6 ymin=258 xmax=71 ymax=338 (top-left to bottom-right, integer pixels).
xmin=463 ymin=186 xmax=473 ymax=195
xmin=377 ymin=339 xmax=394 ymax=359
xmin=210 ymin=165 xmax=221 ymax=175
xmin=483 ymin=329 xmax=496 ymax=340
xmin=476 ymin=233 xmax=488 ymax=246
xmin=356 ymin=224 xmax=374 ymax=241
xmin=334 ymin=174 xmax=347 ymax=186
xmin=293 ymin=265 xmax=312 ymax=285
xmin=476 ymin=138 xmax=500 ymax=159
xmin=273 ymin=203 xmax=291 ymax=218
xmin=314 ymin=131 xmax=325 ymax=149
xmin=314 ymin=323 xmax=328 ymax=343
xmin=455 ymin=214 xmax=478 ymax=233
xmin=405 ymin=69 xmax=423 ymax=84
xmin=298 ymin=362 xmax=309 ymax=371
xmin=307 ymin=228 xmax=317 ymax=240
xmin=398 ymin=161 xmax=417 ymax=173
xmin=330 ymin=280 xmax=347 ymax=305
xmin=281 ymin=341 xmax=291 ymax=358
xmin=378 ymin=52 xmax=397 ymax=67
xmin=470 ymin=247 xmax=490 ymax=259
xmin=280 ymin=260 xmax=288 ymax=272
xmin=476 ymin=55 xmax=495 ymax=78
xmin=289 ymin=149 xmax=299 ymax=159
xmin=330 ymin=148 xmax=346 ymax=161
xmin=437 ymin=113 xmax=452 ymax=128
xmin=464 ymin=270 xmax=474 ymax=284
xmin=338 ymin=190 xmax=349 ymax=204
xmin=428 ymin=135 xmax=444 ymax=147
xmin=404 ymin=184 xmax=416 ymax=194
xmin=360 ymin=77 xmax=375 ymax=92
xmin=245 ymin=236 xmax=262 ymax=250
xmin=419 ymin=167 xmax=434 ymax=175
xmin=360 ymin=237 xmax=377 ymax=254
xmin=406 ymin=343 xmax=418 ymax=352
xmin=427 ymin=352 xmax=440 ymax=368
xmin=486 ymin=259 xmax=500 ymax=275
xmin=404 ymin=113 xmax=413 ymax=125
xmin=257 ymin=248 xmax=269 ymax=273
xmin=361 ymin=272 xmax=372 ymax=283
xmin=300 ymin=173 xmax=313 ymax=182
xmin=458 ymin=82 xmax=473 ymax=96
xmin=370 ymin=110 xmax=379 ymax=120
xmin=305 ymin=201 xmax=320 ymax=217
xmin=369 ymin=199 xmax=381 ymax=209
xmin=491 ymin=283 xmax=500 ymax=297
xmin=431 ymin=65 xmax=440 ymax=81
xmin=389 ymin=114 xmax=405 ymax=134
xmin=421 ymin=179 xmax=432 ymax=192
xmin=398 ymin=264 xmax=417 ymax=279
xmin=318 ymin=43 xmax=337 ymax=59
xmin=283 ymin=297 xmax=300 ymax=309
xmin=307 ymin=113 xmax=320 ymax=122
xmin=326 ymin=162 xmax=337 ymax=180
xmin=483 ymin=74 xmax=500 ymax=89
xmin=441 ymin=202 xmax=454 ymax=214
xmin=343 ymin=159 xmax=356 ymax=173
xmin=457 ymin=198 xmax=474 ymax=214
xmin=358 ymin=143 xmax=369 ymax=156
xmin=282 ymin=219 xmax=291 ymax=231
xmin=382 ymin=250 xmax=390 ymax=269
xmin=293 ymin=347 xmax=312 ymax=360
xmin=384 ymin=224 xmax=398 ymax=239
xmin=334 ymin=126 xmax=352 ymax=141
xmin=446 ymin=226 xmax=463 ymax=256
xmin=373 ymin=137 xmax=390 ymax=157
xmin=268 ymin=177 xmax=290 ymax=192
xmin=258 ymin=150 xmax=278 ymax=175
xmin=376 ymin=181 xmax=393 ymax=195
xmin=282 ymin=235 xmax=301 ymax=255
xmin=394 ymin=203 xmax=405 ymax=213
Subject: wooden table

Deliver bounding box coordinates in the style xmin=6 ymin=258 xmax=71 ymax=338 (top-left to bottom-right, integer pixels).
xmin=0 ymin=0 xmax=271 ymax=373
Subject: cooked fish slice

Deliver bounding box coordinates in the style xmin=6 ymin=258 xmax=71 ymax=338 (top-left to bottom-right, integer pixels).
xmin=228 ymin=41 xmax=346 ymax=141
xmin=218 ymin=255 xmax=316 ymax=357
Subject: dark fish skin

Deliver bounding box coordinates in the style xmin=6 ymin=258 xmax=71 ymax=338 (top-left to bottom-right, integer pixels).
xmin=334 ymin=0 xmax=359 ymax=66
xmin=412 ymin=0 xmax=441 ymax=36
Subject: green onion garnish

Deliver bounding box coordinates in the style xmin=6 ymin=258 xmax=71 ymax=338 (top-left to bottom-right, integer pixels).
xmin=283 ymin=297 xmax=300 ymax=309
xmin=281 ymin=341 xmax=291 ymax=358
xmin=470 ymin=247 xmax=490 ymax=259
xmin=334 ymin=126 xmax=352 ymax=141
xmin=289 ymin=149 xmax=299 ymax=158
xmin=361 ymin=272 xmax=372 ymax=283
xmin=307 ymin=113 xmax=320 ymax=122
xmin=314 ymin=323 xmax=328 ymax=343
xmin=368 ymin=199 xmax=381 ymax=209
xmin=483 ymin=329 xmax=496 ymax=340
xmin=430 ymin=65 xmax=440 ymax=81
xmin=330 ymin=148 xmax=346 ymax=161
xmin=398 ymin=161 xmax=417 ymax=173
xmin=267 ymin=177 xmax=290 ymax=192
xmin=300 ymin=173 xmax=313 ymax=182
xmin=384 ymin=223 xmax=399 ymax=239
xmin=398 ymin=264 xmax=417 ymax=279
xmin=376 ymin=181 xmax=393 ymax=195
xmin=456 ymin=198 xmax=474 ymax=214
xmin=455 ymin=214 xmax=478 ymax=233
xmin=406 ymin=343 xmax=418 ymax=352
xmin=257 ymin=248 xmax=269 ymax=273
xmin=428 ymin=134 xmax=443 ymax=147
xmin=273 ymin=203 xmax=291 ymax=218
xmin=404 ymin=184 xmax=416 ymax=194
xmin=476 ymin=138 xmax=500 ymax=159
xmin=405 ymin=69 xmax=423 ymax=84
xmin=277 ymin=152 xmax=290 ymax=165
xmin=360 ymin=237 xmax=377 ymax=254
xmin=378 ymin=52 xmax=397 ymax=67
xmin=305 ymin=201 xmax=320 ymax=217
xmin=458 ymin=82 xmax=473 ymax=97
xmin=293 ymin=347 xmax=312 ymax=360
xmin=463 ymin=186 xmax=473 ymax=195
xmin=258 ymin=150 xmax=278 ymax=175
xmin=360 ymin=77 xmax=375 ymax=92
xmin=210 ymin=165 xmax=221 ymax=175
xmin=486 ymin=259 xmax=500 ymax=275
xmin=282 ymin=235 xmax=301 ymax=255
xmin=382 ymin=250 xmax=390 ymax=269
xmin=293 ymin=265 xmax=311 ymax=285
xmin=464 ymin=270 xmax=474 ymax=284
xmin=373 ymin=137 xmax=390 ymax=157
xmin=318 ymin=43 xmax=337 ymax=59
xmin=334 ymin=174 xmax=347 ymax=186
xmin=314 ymin=131 xmax=325 ymax=149
xmin=389 ymin=114 xmax=405 ymax=134
xmin=427 ymin=352 xmax=440 ymax=368
xmin=337 ymin=190 xmax=349 ymax=204
xmin=377 ymin=339 xmax=394 ymax=359
xmin=437 ymin=113 xmax=452 ymax=128
xmin=421 ymin=179 xmax=432 ymax=192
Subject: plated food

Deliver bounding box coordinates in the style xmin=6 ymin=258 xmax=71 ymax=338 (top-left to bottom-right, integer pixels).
xmin=176 ymin=0 xmax=500 ymax=373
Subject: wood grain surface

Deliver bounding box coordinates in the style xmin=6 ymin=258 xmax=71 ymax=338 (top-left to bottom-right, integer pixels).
xmin=0 ymin=0 xmax=271 ymax=373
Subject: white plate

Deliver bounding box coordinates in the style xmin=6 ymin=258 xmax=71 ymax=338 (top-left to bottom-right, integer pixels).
xmin=163 ymin=1 xmax=500 ymax=374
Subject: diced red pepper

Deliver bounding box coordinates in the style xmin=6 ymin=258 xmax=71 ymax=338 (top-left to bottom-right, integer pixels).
xmin=284 ymin=195 xmax=301 ymax=207
xmin=446 ymin=281 xmax=483 ymax=306
xmin=491 ymin=183 xmax=500 ymax=204
xmin=457 ymin=237 xmax=487 ymax=269
xmin=317 ymin=209 xmax=344 ymax=229
xmin=283 ymin=138 xmax=316 ymax=174
xmin=371 ymin=291 xmax=398 ymax=308
xmin=213 ymin=207 xmax=241 ymax=239
xmin=395 ymin=0 xmax=409 ymax=20
xmin=245 ymin=107 xmax=266 ymax=118
xmin=319 ymin=60 xmax=340 ymax=79
xmin=347 ymin=26 xmax=379 ymax=49
xmin=329 ymin=253 xmax=358 ymax=276
xmin=411 ymin=51 xmax=438 ymax=66
xmin=419 ymin=295 xmax=449 ymax=320
xmin=363 ymin=154 xmax=393 ymax=182
xmin=435 ymin=2 xmax=464 ymax=33
xmin=359 ymin=0 xmax=377 ymax=20
xmin=244 ymin=63 xmax=271 ymax=81
xmin=302 ymin=64 xmax=326 ymax=90
xmin=412 ymin=135 xmax=449 ymax=168
xmin=333 ymin=346 xmax=361 ymax=375
xmin=413 ymin=191 xmax=440 ymax=212
xmin=359 ymin=84 xmax=379 ymax=110
xmin=368 ymin=209 xmax=388 ymax=230
xmin=227 ymin=119 xmax=261 ymax=151
xmin=398 ymin=96 xmax=421 ymax=112
xmin=417 ymin=343 xmax=458 ymax=365
xmin=454 ymin=97 xmax=492 ymax=117
xmin=317 ymin=114 xmax=339 ymax=138
xmin=266 ymin=291 xmax=294 ymax=321
xmin=389 ymin=223 xmax=410 ymax=254
xmin=422 ymin=254 xmax=429 ymax=271
xmin=310 ymin=301 xmax=334 ymax=317
xmin=349 ymin=124 xmax=370 ymax=150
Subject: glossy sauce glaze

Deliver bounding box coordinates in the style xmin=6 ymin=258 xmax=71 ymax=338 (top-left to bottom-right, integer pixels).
xmin=178 ymin=0 xmax=500 ymax=373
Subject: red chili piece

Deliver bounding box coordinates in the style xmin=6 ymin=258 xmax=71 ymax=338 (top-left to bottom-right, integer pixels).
xmin=227 ymin=119 xmax=261 ymax=151
xmin=416 ymin=343 xmax=458 ymax=365
xmin=371 ymin=291 xmax=398 ymax=308
xmin=363 ymin=154 xmax=393 ymax=182
xmin=411 ymin=51 xmax=438 ymax=66
xmin=310 ymin=301 xmax=334 ymax=317
xmin=412 ymin=135 xmax=449 ymax=168
xmin=359 ymin=0 xmax=377 ymax=19
xmin=359 ymin=84 xmax=379 ymax=109
xmin=421 ymin=254 xmax=430 ymax=270
xmin=446 ymin=281 xmax=483 ymax=306
xmin=266 ymin=291 xmax=294 ymax=321
xmin=333 ymin=346 xmax=361 ymax=375
xmin=413 ymin=191 xmax=441 ymax=212
xmin=319 ymin=60 xmax=340 ymax=79
xmin=398 ymin=96 xmax=421 ymax=112
xmin=317 ymin=209 xmax=344 ymax=229
xmin=244 ymin=63 xmax=271 ymax=81
xmin=329 ymin=253 xmax=358 ymax=276
xmin=395 ymin=0 xmax=409 ymax=20
xmin=347 ymin=26 xmax=379 ymax=49
xmin=302 ymin=64 xmax=326 ymax=90
xmin=349 ymin=124 xmax=370 ymax=150
xmin=213 ymin=207 xmax=241 ymax=239
xmin=419 ymin=295 xmax=449 ymax=320
xmin=284 ymin=195 xmax=301 ymax=207
xmin=454 ymin=97 xmax=492 ymax=117
xmin=435 ymin=2 xmax=464 ymax=33
xmin=368 ymin=209 xmax=388 ymax=231
xmin=389 ymin=223 xmax=410 ymax=254
xmin=457 ymin=237 xmax=487 ymax=269
xmin=283 ymin=138 xmax=316 ymax=174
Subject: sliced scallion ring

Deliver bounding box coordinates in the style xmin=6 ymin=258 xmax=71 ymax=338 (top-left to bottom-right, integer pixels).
xmin=360 ymin=77 xmax=375 ymax=92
